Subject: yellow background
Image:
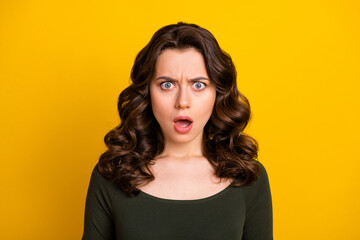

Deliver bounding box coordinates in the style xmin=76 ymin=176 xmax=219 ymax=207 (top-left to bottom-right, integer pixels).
xmin=1 ymin=0 xmax=359 ymax=239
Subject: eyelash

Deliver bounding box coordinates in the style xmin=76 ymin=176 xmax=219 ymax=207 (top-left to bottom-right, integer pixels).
xmin=159 ymin=81 xmax=207 ymax=90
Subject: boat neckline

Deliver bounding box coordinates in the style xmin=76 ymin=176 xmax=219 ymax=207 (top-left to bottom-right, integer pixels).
xmin=138 ymin=182 xmax=234 ymax=204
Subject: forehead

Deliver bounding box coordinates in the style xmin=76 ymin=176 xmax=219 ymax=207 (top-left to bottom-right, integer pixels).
xmin=154 ymin=48 xmax=208 ymax=77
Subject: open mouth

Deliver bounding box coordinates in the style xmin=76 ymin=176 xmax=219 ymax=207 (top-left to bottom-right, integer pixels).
xmin=174 ymin=120 xmax=192 ymax=127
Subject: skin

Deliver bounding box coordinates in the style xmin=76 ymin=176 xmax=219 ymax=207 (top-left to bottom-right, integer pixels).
xmin=149 ymin=47 xmax=216 ymax=162
xmin=142 ymin=48 xmax=232 ymax=199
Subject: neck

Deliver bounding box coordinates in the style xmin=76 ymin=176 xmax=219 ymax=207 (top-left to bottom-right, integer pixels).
xmin=157 ymin=132 xmax=204 ymax=161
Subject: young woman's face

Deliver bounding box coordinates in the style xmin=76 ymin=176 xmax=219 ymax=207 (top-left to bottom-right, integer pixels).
xmin=149 ymin=47 xmax=216 ymax=144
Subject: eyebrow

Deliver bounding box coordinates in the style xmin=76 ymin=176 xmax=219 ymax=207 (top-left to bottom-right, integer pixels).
xmin=154 ymin=76 xmax=209 ymax=82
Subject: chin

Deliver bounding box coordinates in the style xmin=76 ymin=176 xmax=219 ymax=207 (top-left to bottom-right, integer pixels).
xmin=171 ymin=133 xmax=201 ymax=143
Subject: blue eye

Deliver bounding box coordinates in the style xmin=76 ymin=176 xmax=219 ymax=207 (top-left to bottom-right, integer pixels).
xmin=193 ymin=82 xmax=206 ymax=90
xmin=160 ymin=81 xmax=174 ymax=89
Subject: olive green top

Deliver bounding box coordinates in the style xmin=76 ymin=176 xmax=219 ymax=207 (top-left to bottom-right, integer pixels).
xmin=82 ymin=161 xmax=273 ymax=240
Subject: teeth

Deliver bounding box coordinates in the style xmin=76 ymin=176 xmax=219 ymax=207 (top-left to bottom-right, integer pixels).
xmin=175 ymin=121 xmax=191 ymax=127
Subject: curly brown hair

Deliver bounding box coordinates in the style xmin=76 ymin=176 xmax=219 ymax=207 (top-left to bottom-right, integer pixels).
xmin=98 ymin=22 xmax=260 ymax=197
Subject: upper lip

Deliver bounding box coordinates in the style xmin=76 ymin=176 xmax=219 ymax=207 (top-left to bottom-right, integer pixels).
xmin=173 ymin=115 xmax=193 ymax=122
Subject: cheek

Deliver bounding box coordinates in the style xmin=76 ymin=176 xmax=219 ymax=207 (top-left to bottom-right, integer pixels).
xmin=200 ymin=91 xmax=216 ymax=117
xmin=150 ymin=93 xmax=171 ymax=123
xmin=203 ymin=100 xmax=215 ymax=118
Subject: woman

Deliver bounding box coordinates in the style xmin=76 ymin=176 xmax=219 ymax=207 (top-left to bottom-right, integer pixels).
xmin=82 ymin=22 xmax=273 ymax=240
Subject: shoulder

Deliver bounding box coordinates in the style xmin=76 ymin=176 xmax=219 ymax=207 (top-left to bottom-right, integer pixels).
xmin=241 ymin=161 xmax=271 ymax=199
xmin=256 ymin=161 xmax=270 ymax=184
xmin=90 ymin=163 xmax=107 ymax=185
xmin=252 ymin=161 xmax=270 ymax=185
xmin=88 ymin=163 xmax=121 ymax=196
xmin=240 ymin=161 xmax=273 ymax=238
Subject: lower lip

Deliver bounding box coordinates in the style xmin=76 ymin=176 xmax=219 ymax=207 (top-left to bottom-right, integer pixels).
xmin=173 ymin=121 xmax=193 ymax=133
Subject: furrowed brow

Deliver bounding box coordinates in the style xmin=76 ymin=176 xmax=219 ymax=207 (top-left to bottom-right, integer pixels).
xmin=155 ymin=76 xmax=209 ymax=81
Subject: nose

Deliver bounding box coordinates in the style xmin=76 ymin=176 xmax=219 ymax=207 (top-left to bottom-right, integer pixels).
xmin=175 ymin=85 xmax=190 ymax=109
